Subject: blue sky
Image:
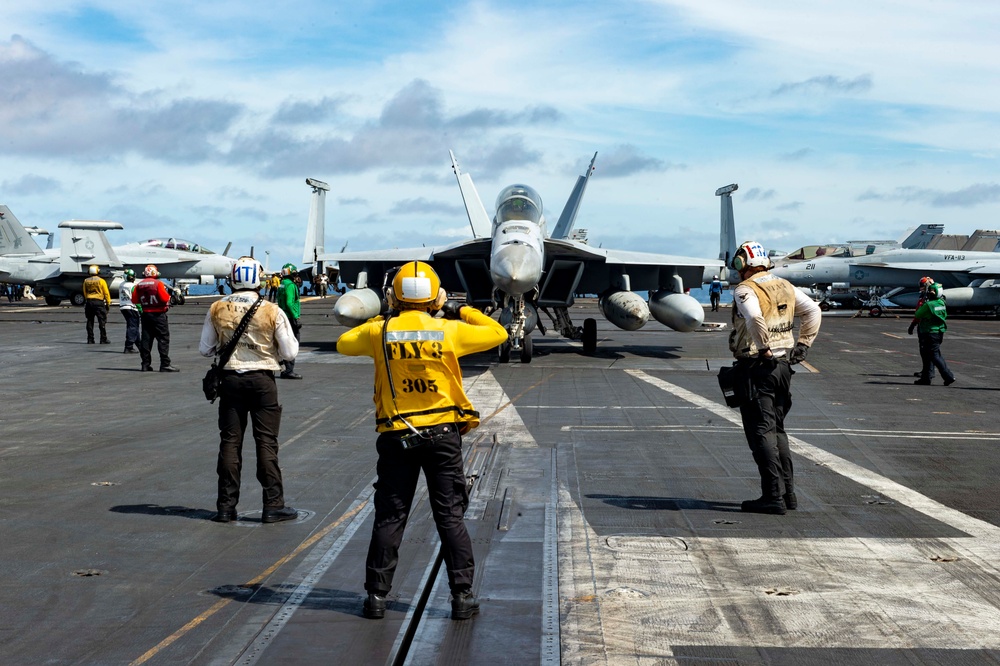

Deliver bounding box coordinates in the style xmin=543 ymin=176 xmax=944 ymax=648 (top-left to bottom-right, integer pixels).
xmin=2 ymin=1 xmax=999 ymax=271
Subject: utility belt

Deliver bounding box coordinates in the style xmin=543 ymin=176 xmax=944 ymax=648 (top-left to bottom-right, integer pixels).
xmin=221 ymin=368 xmax=274 ymax=377
xmin=395 ymin=423 xmax=456 ymax=450
xmin=734 ymin=348 xmax=790 ymax=361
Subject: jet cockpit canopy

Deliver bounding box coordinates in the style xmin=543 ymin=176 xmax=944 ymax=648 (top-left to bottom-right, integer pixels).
xmin=495 ymin=185 xmax=543 ymax=226
xmin=782 ymin=244 xmax=852 ymax=262
xmin=140 ymin=238 xmax=215 ymax=254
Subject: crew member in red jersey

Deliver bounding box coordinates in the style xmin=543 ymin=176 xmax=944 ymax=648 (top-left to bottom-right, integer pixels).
xmin=132 ymin=264 xmax=179 ymax=372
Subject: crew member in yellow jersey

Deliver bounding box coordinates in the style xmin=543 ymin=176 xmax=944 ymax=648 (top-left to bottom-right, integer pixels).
xmin=729 ymin=241 xmax=821 ymax=515
xmin=82 ymin=264 xmax=112 ymax=344
xmin=337 ymin=261 xmax=507 ymax=621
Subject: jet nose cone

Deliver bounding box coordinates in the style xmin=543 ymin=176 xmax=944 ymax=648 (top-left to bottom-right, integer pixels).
xmin=491 ymin=245 xmax=542 ymax=295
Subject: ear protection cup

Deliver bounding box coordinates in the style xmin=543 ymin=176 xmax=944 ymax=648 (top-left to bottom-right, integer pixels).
xmin=731 ymin=254 xmax=745 ymax=272
xmin=432 ymin=287 xmax=447 ymax=310
xmin=385 ymin=286 xmax=399 ymax=310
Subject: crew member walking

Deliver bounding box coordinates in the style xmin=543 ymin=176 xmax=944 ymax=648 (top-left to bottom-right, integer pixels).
xmin=909 ymin=276 xmax=936 ymax=379
xmin=119 ymin=268 xmax=140 ymax=353
xmin=709 ymin=275 xmax=723 ymax=312
xmin=83 ymin=264 xmax=112 ymax=344
xmin=729 ymin=241 xmax=821 ymax=515
xmin=133 ymin=264 xmax=178 ymax=372
xmin=200 ymin=256 xmax=300 ymax=524
xmin=910 ymin=282 xmax=956 ymax=386
xmin=337 ymin=261 xmax=508 ymax=621
xmin=276 ymin=263 xmax=303 ymax=379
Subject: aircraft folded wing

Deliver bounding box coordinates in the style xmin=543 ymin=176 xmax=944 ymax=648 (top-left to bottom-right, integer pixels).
xmin=58 ymin=221 xmax=124 ymax=273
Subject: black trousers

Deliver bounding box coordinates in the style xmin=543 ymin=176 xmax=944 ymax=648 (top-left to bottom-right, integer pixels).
xmin=85 ymin=300 xmax=109 ymax=342
xmin=365 ymin=424 xmax=473 ymax=596
xmin=918 ymin=331 xmax=954 ymax=383
xmin=120 ymin=309 xmax=140 ymax=348
xmin=710 ymin=293 xmax=721 ymax=311
xmin=139 ymin=311 xmax=171 ymax=368
xmin=216 ymin=370 xmax=285 ymax=511
xmin=281 ymin=318 xmax=301 ymax=374
xmin=738 ymin=358 xmax=794 ymax=500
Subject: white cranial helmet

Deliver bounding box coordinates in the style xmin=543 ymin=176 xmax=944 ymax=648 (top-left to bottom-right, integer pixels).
xmin=732 ymin=241 xmax=771 ymax=271
xmin=230 ymin=256 xmax=263 ymax=290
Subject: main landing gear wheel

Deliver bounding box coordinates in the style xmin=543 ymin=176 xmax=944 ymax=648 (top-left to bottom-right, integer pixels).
xmin=582 ymin=318 xmax=597 ymax=355
xmin=869 ymin=306 xmax=883 ymax=317
xmin=520 ymin=335 xmax=532 ymax=363
xmin=70 ymin=292 xmax=86 ymax=307
xmin=498 ymin=342 xmax=511 ymax=364
xmin=44 ymin=296 xmax=62 ymax=306
xmin=819 ymin=301 xmax=831 ymax=312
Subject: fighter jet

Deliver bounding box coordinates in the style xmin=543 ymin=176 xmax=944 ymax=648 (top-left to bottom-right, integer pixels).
xmin=769 ymin=242 xmax=1000 ymax=311
xmin=324 ymin=152 xmax=722 ymax=362
xmin=0 ymin=205 xmax=235 ymax=306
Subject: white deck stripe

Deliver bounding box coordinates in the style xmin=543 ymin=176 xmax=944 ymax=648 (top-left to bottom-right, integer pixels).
xmin=555 ymin=369 xmax=1000 ymax=660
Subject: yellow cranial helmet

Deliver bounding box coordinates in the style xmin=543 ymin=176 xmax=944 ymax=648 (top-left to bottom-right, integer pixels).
xmin=388 ymin=261 xmax=446 ymax=310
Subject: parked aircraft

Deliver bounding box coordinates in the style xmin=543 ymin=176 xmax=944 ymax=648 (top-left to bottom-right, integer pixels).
xmin=770 ymin=243 xmax=1000 ymax=311
xmin=324 ymin=152 xmax=723 ymax=362
xmin=0 ymin=205 xmax=235 ymax=305
xmin=774 ymin=224 xmax=944 ymax=263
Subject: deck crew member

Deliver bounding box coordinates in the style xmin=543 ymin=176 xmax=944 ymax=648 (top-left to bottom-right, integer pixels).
xmin=118 ymin=268 xmax=140 ymax=353
xmin=909 ymin=276 xmax=936 ymax=380
xmin=729 ymin=241 xmax=821 ymax=515
xmin=337 ymin=261 xmax=508 ymax=621
xmin=83 ymin=265 xmax=112 ymax=344
xmin=709 ymin=275 xmax=723 ymax=312
xmin=199 ymin=256 xmax=300 ymax=524
xmin=910 ymin=282 xmax=956 ymax=386
xmin=133 ymin=264 xmax=178 ymax=372
xmin=276 ymin=263 xmax=303 ymax=379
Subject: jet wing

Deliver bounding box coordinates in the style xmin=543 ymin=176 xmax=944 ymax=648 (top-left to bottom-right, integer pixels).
xmin=538 ymin=238 xmax=721 ymax=306
xmin=320 ymin=237 xmax=492 ymax=297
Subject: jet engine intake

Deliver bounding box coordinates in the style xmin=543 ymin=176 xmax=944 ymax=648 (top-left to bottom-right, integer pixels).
xmin=598 ymin=290 xmax=649 ymax=331
xmin=649 ymin=290 xmax=704 ymax=332
xmin=333 ymin=288 xmax=384 ymax=327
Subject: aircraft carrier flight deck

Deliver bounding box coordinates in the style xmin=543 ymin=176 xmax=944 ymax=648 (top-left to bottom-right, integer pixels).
xmin=2 ymin=295 xmax=1000 ymax=665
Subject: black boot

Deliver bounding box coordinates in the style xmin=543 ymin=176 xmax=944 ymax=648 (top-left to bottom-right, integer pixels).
xmin=740 ymin=496 xmax=786 ymax=515
xmin=261 ymin=506 xmax=298 ymax=523
xmin=451 ymin=591 xmax=480 ymax=620
xmin=363 ymin=593 xmax=386 ymax=619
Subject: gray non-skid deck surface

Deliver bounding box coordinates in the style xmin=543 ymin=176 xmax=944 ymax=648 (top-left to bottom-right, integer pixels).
xmin=2 ymin=296 xmax=1000 ymax=664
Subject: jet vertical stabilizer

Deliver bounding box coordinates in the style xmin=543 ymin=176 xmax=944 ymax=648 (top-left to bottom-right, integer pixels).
xmin=450 ymin=151 xmax=491 ymax=238
xmin=304 ymin=178 xmax=330 ymax=274
xmin=898 ymin=223 xmax=944 ymax=250
xmin=58 ymin=220 xmax=124 ymax=273
xmin=551 ymin=152 xmax=597 ymax=240
xmin=716 ymin=184 xmax=738 ymax=283
xmin=0 ymin=206 xmax=46 ymax=256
